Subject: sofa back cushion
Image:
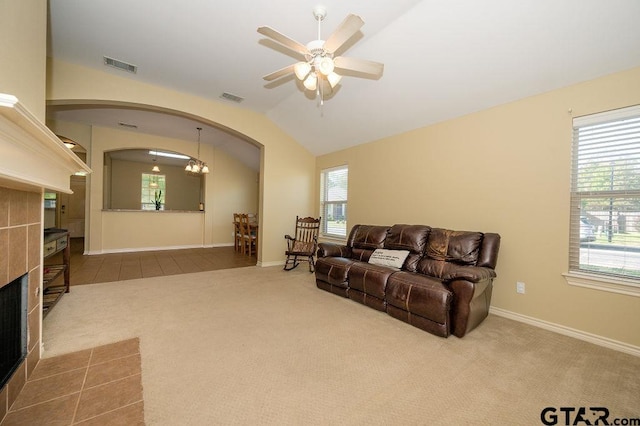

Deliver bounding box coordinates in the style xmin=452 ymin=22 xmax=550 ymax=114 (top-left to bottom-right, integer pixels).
xmin=417 ymin=229 xmax=484 ymax=279
xmin=426 ymin=228 xmax=483 ymax=264
xmin=347 ymin=225 xmax=390 ymax=261
xmin=384 ymin=224 xmax=431 ymax=271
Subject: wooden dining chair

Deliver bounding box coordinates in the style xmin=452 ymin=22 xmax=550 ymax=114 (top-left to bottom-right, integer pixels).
xmin=284 ymin=216 xmax=321 ymax=272
xmin=233 ymin=213 xmax=243 ymax=252
xmin=239 ymin=213 xmax=257 ymax=256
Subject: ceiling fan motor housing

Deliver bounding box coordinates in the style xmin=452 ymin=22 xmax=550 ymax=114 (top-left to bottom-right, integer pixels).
xmin=306 ymin=39 xmax=328 ymax=58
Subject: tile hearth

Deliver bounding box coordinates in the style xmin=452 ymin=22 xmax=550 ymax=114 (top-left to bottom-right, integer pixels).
xmin=0 ymin=338 xmax=144 ymax=425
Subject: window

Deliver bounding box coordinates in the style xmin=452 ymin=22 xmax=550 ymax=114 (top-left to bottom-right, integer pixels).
xmin=320 ymin=165 xmax=348 ymax=238
xmin=141 ymin=173 xmax=166 ymax=210
xmin=568 ymin=105 xmax=640 ymax=287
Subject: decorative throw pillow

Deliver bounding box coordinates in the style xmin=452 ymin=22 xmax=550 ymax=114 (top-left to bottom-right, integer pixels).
xmin=368 ymin=249 xmax=410 ymax=269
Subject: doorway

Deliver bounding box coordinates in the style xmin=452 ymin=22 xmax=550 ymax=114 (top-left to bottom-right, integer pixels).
xmin=58 ymin=175 xmax=86 ymax=252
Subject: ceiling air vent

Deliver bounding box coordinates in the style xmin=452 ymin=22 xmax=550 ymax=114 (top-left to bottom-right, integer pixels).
xmin=104 ymin=56 xmax=137 ymax=74
xmin=220 ymin=92 xmax=244 ymax=103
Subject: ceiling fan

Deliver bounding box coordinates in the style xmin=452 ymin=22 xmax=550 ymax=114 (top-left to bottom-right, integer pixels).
xmin=257 ymin=5 xmax=384 ymax=101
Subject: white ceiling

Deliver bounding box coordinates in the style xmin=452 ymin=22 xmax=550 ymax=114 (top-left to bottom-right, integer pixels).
xmin=46 ymin=0 xmax=640 ymax=170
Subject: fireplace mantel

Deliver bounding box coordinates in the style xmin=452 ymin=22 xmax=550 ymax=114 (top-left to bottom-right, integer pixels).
xmin=0 ymin=93 xmax=91 ymax=193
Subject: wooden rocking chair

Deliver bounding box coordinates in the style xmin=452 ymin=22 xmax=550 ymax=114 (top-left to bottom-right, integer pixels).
xmin=284 ymin=216 xmax=321 ymax=272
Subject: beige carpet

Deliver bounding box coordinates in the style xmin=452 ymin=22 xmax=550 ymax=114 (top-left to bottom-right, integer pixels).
xmin=42 ymin=266 xmax=640 ymax=425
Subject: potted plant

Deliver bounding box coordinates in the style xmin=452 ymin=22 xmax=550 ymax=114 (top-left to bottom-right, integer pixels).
xmin=154 ymin=190 xmax=163 ymax=210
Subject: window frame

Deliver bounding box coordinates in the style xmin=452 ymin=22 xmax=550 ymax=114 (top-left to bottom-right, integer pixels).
xmin=564 ymin=105 xmax=640 ymax=297
xmin=141 ymin=173 xmax=166 ymax=210
xmin=320 ymin=165 xmax=348 ymax=239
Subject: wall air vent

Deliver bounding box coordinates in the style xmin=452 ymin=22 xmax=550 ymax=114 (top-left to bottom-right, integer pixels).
xmin=118 ymin=122 xmax=138 ymax=129
xmin=220 ymin=92 xmax=244 ymax=103
xmin=104 ymin=56 xmax=137 ymax=74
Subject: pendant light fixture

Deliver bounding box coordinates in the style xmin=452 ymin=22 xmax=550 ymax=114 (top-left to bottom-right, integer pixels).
xmin=151 ymin=149 xmax=160 ymax=172
xmin=185 ymin=127 xmax=209 ymax=174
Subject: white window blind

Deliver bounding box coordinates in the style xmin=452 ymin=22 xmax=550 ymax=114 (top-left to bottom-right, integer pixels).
xmin=569 ymin=105 xmax=640 ymax=281
xmin=320 ymin=165 xmax=348 ymax=237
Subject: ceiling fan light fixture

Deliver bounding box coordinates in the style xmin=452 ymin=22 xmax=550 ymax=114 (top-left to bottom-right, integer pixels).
xmin=327 ymin=71 xmax=342 ymax=88
xmin=294 ymin=62 xmax=312 ymax=80
xmin=258 ymin=8 xmax=383 ymax=103
xmin=152 ymin=165 xmax=160 ymax=172
xmin=303 ymin=73 xmax=318 ymax=91
xmin=317 ymin=57 xmax=335 ymax=76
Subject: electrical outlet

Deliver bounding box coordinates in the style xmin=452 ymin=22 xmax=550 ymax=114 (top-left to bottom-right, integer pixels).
xmin=516 ymin=281 xmax=526 ymax=294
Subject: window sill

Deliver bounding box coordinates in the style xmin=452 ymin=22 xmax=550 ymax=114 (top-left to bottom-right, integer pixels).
xmin=563 ymin=272 xmax=640 ymax=297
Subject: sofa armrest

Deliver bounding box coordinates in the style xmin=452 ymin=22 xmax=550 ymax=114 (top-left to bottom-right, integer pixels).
xmin=317 ymin=242 xmax=351 ymax=258
xmin=442 ymin=265 xmax=497 ymax=283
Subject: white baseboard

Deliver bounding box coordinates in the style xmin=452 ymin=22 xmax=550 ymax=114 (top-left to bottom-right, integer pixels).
xmin=85 ymin=243 xmax=235 ymax=254
xmin=86 ymin=244 xmax=206 ymax=255
xmin=490 ymin=307 xmax=640 ymax=357
xmin=258 ymin=260 xmax=285 ymax=267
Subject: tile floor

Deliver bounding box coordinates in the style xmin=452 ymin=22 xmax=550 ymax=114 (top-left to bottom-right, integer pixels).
xmin=1 ymin=338 xmax=144 ymax=425
xmin=47 ymin=238 xmax=257 ymax=286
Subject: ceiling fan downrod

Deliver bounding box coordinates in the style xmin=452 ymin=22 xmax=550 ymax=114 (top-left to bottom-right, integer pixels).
xmin=313 ymin=5 xmax=327 ymax=40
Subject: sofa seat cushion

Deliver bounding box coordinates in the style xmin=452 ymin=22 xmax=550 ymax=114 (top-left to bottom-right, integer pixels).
xmin=348 ymin=262 xmax=397 ymax=300
xmin=386 ymin=272 xmax=452 ymax=325
xmin=348 ymin=289 xmax=386 ymax=311
xmin=314 ymin=257 xmax=357 ymax=287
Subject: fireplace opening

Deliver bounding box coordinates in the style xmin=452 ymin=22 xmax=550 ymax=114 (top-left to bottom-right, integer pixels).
xmin=0 ymin=273 xmax=28 ymax=389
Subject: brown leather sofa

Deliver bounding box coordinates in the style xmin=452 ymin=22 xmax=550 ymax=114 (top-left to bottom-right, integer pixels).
xmin=315 ymin=224 xmax=500 ymax=338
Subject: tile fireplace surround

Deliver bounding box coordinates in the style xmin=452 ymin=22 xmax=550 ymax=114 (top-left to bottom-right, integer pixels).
xmin=0 ymin=94 xmax=91 ymax=422
xmin=0 ymin=188 xmax=43 ymax=420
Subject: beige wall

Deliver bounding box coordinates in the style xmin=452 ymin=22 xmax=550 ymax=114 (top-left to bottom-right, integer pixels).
xmin=0 ymin=0 xmax=46 ymax=120
xmin=209 ymin=149 xmax=259 ymax=243
xmin=101 ymin=210 xmax=205 ymax=251
xmin=317 ymin=66 xmax=640 ymax=347
xmin=47 ymin=59 xmax=315 ymax=264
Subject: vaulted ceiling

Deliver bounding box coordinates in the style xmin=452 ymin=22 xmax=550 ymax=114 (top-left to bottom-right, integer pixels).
xmin=46 ymin=0 xmax=640 ymax=170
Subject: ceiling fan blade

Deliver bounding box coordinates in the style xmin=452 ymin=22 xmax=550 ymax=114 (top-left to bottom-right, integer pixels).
xmin=262 ymin=64 xmax=296 ymax=81
xmin=257 ymin=26 xmax=309 ymax=56
xmin=334 ymin=56 xmax=384 ymax=78
xmin=323 ymin=14 xmax=365 ymax=54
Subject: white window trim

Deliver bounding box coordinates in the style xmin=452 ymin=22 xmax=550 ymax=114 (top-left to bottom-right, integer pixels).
xmin=320 ymin=164 xmax=348 ymax=239
xmin=566 ymin=104 xmax=640 ymax=295
xmin=563 ymin=272 xmax=640 ymax=297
